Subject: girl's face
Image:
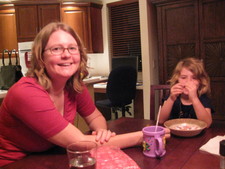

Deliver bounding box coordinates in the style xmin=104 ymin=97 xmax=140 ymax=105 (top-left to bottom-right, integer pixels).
xmin=178 ymin=67 xmax=200 ymax=95
xmin=43 ymin=30 xmax=80 ymax=82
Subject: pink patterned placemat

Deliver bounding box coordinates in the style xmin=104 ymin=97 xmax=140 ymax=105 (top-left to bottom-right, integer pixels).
xmin=96 ymin=146 xmax=140 ymax=169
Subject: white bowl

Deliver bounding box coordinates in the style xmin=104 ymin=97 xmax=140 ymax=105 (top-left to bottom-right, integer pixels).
xmin=164 ymin=118 xmax=207 ymax=137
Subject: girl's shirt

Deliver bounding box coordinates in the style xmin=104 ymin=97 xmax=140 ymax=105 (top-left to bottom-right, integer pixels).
xmin=168 ymin=94 xmax=214 ymax=119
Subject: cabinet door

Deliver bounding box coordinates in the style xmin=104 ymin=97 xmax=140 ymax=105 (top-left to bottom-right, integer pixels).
xmin=0 ymin=6 xmax=18 ymax=52
xmin=157 ymin=1 xmax=199 ymax=83
xmin=90 ymin=4 xmax=103 ymax=53
xmin=61 ymin=3 xmax=103 ymax=53
xmin=61 ymin=6 xmax=91 ymax=52
xmin=15 ymin=5 xmax=38 ymax=42
xmin=38 ymin=4 xmax=60 ymax=30
xmin=199 ymin=0 xmax=225 ymax=120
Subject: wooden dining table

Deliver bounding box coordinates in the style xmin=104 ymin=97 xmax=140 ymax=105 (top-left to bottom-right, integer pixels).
xmin=2 ymin=117 xmax=225 ymax=169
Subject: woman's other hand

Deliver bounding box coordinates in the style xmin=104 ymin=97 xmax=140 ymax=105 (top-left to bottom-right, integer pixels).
xmin=92 ymin=129 xmax=116 ymax=144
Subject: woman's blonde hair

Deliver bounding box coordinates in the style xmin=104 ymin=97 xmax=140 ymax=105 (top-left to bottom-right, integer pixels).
xmin=26 ymin=22 xmax=88 ymax=94
xmin=168 ymin=57 xmax=211 ymax=96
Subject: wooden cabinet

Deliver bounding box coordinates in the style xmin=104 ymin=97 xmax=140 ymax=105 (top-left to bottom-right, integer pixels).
xmin=15 ymin=4 xmax=60 ymax=42
xmin=38 ymin=5 xmax=60 ymax=30
xmin=200 ymin=0 xmax=225 ymax=120
xmin=0 ymin=4 xmax=18 ymax=52
xmin=152 ymin=0 xmax=225 ymax=120
xmin=61 ymin=2 xmax=103 ymax=53
xmin=152 ymin=0 xmax=199 ymax=81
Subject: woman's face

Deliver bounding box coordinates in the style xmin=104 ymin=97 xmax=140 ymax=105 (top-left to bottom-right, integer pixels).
xmin=43 ymin=30 xmax=80 ymax=81
xmin=178 ymin=67 xmax=200 ymax=95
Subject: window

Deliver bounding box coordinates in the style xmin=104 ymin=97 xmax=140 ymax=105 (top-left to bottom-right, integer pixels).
xmin=107 ymin=0 xmax=142 ymax=71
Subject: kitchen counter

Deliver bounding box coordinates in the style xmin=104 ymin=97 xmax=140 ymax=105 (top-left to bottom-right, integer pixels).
xmin=83 ymin=76 xmax=108 ymax=84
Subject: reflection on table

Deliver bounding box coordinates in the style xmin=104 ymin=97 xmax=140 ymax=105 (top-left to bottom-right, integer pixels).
xmin=2 ymin=117 xmax=225 ymax=169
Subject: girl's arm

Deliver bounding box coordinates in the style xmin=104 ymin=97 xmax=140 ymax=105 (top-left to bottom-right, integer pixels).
xmin=47 ymin=122 xmax=143 ymax=149
xmin=47 ymin=122 xmax=171 ymax=149
xmin=159 ymin=83 xmax=183 ymax=124
xmin=191 ymin=97 xmax=212 ymax=127
xmin=186 ymin=82 xmax=212 ymax=127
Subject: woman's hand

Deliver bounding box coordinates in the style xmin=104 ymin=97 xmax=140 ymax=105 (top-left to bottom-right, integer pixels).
xmin=92 ymin=129 xmax=116 ymax=144
xmin=164 ymin=127 xmax=171 ymax=139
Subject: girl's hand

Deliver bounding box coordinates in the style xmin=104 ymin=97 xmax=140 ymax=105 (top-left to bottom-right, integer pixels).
xmin=169 ymin=83 xmax=184 ymax=101
xmin=164 ymin=127 xmax=171 ymax=139
xmin=92 ymin=129 xmax=116 ymax=144
xmin=184 ymin=81 xmax=199 ymax=101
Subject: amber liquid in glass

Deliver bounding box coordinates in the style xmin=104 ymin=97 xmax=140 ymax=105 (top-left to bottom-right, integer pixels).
xmin=69 ymin=157 xmax=96 ymax=169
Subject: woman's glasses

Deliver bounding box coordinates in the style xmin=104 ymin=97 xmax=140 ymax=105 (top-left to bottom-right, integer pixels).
xmin=45 ymin=46 xmax=79 ymax=55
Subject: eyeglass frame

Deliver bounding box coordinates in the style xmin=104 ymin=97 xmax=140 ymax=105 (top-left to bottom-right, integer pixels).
xmin=44 ymin=46 xmax=79 ymax=55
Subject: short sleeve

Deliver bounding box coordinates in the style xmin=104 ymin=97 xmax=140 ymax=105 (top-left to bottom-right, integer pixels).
xmin=76 ymin=86 xmax=96 ymax=117
xmin=5 ymin=78 xmax=69 ymax=138
xmin=199 ymin=94 xmax=215 ymax=113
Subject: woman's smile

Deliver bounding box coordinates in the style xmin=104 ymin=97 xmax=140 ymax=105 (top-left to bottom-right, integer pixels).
xmin=43 ymin=30 xmax=81 ymax=80
xmin=57 ymin=62 xmax=73 ymax=66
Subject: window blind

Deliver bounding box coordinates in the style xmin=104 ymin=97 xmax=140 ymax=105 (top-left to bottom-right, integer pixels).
xmin=108 ymin=0 xmax=142 ymax=71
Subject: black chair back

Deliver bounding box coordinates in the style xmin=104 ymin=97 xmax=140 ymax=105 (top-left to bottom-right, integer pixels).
xmin=107 ymin=66 xmax=137 ymax=107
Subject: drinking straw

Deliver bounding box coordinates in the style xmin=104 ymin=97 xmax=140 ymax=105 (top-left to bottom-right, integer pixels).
xmin=155 ymin=105 xmax=162 ymax=132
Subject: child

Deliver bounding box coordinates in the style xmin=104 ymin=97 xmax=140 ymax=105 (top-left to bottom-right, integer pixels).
xmin=159 ymin=57 xmax=214 ymax=127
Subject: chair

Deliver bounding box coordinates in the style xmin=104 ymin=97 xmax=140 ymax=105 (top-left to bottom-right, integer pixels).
xmin=96 ymin=66 xmax=137 ymax=119
xmin=150 ymin=84 xmax=170 ymax=120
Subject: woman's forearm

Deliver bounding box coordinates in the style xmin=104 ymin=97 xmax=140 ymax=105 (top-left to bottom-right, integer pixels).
xmin=88 ymin=115 xmax=107 ymax=131
xmin=84 ymin=109 xmax=108 ymax=131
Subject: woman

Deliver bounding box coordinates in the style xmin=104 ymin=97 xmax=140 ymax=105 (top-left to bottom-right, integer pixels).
xmin=159 ymin=57 xmax=214 ymax=127
xmin=0 ymin=22 xmax=170 ymax=166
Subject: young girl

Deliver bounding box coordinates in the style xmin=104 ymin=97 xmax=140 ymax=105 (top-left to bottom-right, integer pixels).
xmin=159 ymin=57 xmax=214 ymax=127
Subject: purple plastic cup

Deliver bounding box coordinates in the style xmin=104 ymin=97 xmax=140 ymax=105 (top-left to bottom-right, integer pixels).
xmin=142 ymin=126 xmax=166 ymax=158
